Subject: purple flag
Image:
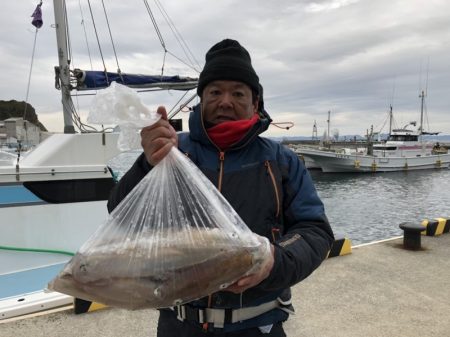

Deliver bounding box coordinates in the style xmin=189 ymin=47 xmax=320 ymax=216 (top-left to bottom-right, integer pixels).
xmin=31 ymin=3 xmax=43 ymax=29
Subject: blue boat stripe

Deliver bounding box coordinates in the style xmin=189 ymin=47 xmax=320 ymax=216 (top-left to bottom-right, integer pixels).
xmin=0 ymin=201 xmax=47 ymax=208
xmin=0 ymin=185 xmax=44 ymax=206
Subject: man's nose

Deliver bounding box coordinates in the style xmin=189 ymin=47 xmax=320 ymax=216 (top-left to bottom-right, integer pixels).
xmin=218 ymin=92 xmax=233 ymax=108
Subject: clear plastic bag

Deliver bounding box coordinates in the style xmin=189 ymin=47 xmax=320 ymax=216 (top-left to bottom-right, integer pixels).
xmin=87 ymin=81 xmax=160 ymax=151
xmin=48 ymin=83 xmax=270 ymax=309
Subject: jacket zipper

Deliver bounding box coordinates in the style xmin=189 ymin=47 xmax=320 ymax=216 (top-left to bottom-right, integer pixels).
xmin=214 ymin=124 xmax=262 ymax=191
xmin=265 ymin=160 xmax=280 ymax=219
xmin=218 ymin=151 xmax=225 ymax=192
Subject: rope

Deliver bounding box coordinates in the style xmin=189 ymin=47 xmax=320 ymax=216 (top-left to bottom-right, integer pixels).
xmin=143 ymin=0 xmax=167 ymax=51
xmin=101 ymin=0 xmax=123 ymax=78
xmin=166 ymin=50 xmax=200 ymax=73
xmin=143 ymin=0 xmax=200 ymax=73
xmin=153 ymin=0 xmax=201 ymax=73
xmin=271 ymin=122 xmax=295 ymax=130
xmin=78 ymin=0 xmax=94 ymax=72
xmin=0 ymin=245 xmax=74 ymax=257
xmin=23 ymin=27 xmax=39 ymax=123
xmin=167 ymin=92 xmax=198 ymax=119
xmin=62 ymin=95 xmax=100 ymax=133
xmin=143 ymin=0 xmax=168 ymax=76
xmin=87 ymin=0 xmax=109 ymax=85
xmin=167 ymin=91 xmax=190 ymax=116
xmin=376 ymin=111 xmax=389 ymax=134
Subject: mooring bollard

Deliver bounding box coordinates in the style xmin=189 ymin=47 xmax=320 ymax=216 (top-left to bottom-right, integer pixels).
xmin=399 ymin=222 xmax=426 ymax=250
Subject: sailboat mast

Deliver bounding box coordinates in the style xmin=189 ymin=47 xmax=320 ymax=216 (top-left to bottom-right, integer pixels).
xmin=53 ymin=0 xmax=75 ymax=134
xmin=389 ymin=105 xmax=393 ymax=135
xmin=419 ymin=90 xmax=425 ymax=136
xmin=327 ymin=110 xmax=330 ymax=143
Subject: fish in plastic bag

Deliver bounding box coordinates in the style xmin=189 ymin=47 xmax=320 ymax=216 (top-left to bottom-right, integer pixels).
xmin=48 ymin=148 xmax=270 ymax=309
xmin=48 ymin=225 xmax=269 ymax=309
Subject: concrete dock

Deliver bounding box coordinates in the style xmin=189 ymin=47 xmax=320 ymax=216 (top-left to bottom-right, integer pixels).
xmin=1 ymin=234 xmax=449 ymax=337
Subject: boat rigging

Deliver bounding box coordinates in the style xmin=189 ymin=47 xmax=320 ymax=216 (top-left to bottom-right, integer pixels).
xmin=52 ymin=0 xmax=200 ymax=134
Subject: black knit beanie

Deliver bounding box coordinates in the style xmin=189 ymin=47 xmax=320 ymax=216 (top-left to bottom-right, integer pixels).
xmin=197 ymin=39 xmax=259 ymax=96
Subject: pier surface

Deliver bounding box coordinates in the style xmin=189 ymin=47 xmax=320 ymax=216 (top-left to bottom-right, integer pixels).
xmin=1 ymin=235 xmax=449 ymax=337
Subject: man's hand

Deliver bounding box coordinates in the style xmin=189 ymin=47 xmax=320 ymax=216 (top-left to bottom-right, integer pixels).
xmin=225 ymin=239 xmax=275 ymax=294
xmin=140 ymin=106 xmax=178 ymax=166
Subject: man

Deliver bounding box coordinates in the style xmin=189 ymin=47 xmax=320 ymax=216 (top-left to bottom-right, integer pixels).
xmin=107 ymin=39 xmax=334 ymax=336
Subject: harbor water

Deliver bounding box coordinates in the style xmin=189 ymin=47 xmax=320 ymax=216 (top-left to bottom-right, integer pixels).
xmin=109 ymin=151 xmax=450 ymax=246
xmin=309 ymin=168 xmax=450 ymax=244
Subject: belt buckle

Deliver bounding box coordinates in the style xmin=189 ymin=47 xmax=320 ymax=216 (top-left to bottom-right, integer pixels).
xmin=197 ymin=308 xmax=205 ymax=324
xmin=175 ymin=305 xmax=206 ymax=324
xmin=175 ymin=305 xmax=185 ymax=321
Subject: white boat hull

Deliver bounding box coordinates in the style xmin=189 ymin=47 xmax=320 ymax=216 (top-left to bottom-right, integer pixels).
xmin=1 ymin=132 xmax=121 ymax=319
xmin=297 ymin=148 xmax=450 ymax=173
xmin=1 ymin=201 xmax=107 ymax=267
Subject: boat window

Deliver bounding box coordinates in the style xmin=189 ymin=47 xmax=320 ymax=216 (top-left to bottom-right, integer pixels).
xmin=387 ymin=135 xmax=418 ymax=141
xmin=23 ymin=178 xmax=115 ymax=203
xmin=374 ymin=146 xmax=397 ymax=151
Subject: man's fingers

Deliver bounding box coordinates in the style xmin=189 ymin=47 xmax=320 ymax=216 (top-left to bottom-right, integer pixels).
xmin=157 ymin=106 xmax=168 ymax=120
xmin=150 ymin=141 xmax=174 ymax=164
xmin=224 ymin=275 xmax=254 ymax=294
xmin=237 ymin=276 xmax=251 ymax=287
xmin=140 ymin=106 xmax=178 ymax=166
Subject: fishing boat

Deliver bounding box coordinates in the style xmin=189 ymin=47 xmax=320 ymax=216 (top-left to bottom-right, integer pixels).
xmin=0 ymin=0 xmax=197 ymax=320
xmin=296 ymin=93 xmax=450 ymax=173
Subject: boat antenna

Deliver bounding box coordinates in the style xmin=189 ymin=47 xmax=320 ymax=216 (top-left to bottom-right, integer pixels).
xmin=425 ymin=57 xmax=430 ymax=97
xmin=417 ymin=57 xmax=429 ymax=137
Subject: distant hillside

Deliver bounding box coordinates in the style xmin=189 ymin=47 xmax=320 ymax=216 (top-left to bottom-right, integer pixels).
xmin=0 ymin=100 xmax=47 ymax=131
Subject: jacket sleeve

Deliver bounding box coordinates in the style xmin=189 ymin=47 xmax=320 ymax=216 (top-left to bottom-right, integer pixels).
xmin=257 ymin=149 xmax=334 ymax=291
xmin=107 ymin=153 xmax=152 ymax=213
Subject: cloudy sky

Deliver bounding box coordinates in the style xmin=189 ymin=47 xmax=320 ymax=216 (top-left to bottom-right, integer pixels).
xmin=1 ymin=0 xmax=450 ymax=137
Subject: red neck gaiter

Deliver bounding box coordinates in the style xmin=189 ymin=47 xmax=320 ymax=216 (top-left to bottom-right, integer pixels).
xmin=207 ymin=114 xmax=260 ymax=150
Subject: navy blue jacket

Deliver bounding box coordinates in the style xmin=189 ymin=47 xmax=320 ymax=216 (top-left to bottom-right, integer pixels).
xmin=107 ymin=104 xmax=334 ymax=330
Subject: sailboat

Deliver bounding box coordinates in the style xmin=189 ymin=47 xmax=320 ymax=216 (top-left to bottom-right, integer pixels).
xmin=296 ymin=92 xmax=450 ymax=173
xmin=0 ymin=0 xmax=198 ymax=320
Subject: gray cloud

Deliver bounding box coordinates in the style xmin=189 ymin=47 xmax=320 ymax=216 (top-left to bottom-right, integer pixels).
xmin=1 ymin=0 xmax=449 ymax=137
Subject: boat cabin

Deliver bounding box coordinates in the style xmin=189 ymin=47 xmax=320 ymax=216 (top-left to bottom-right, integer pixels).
xmin=372 ymin=129 xmax=432 ymax=158
xmin=386 ymin=129 xmax=419 ymax=142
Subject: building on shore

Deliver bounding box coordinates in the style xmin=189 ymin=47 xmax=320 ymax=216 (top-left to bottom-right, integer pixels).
xmin=0 ymin=118 xmax=42 ymax=150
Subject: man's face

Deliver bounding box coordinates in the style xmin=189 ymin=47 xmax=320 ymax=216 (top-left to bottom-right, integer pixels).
xmin=201 ymin=80 xmax=258 ymax=126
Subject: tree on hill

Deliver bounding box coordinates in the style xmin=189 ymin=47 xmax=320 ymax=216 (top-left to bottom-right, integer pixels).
xmin=0 ymin=100 xmax=47 ymax=131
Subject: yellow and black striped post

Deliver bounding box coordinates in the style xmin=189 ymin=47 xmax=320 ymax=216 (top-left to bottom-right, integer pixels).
xmin=74 ymin=298 xmax=107 ymax=314
xmin=421 ymin=218 xmax=450 ymax=236
xmin=328 ymin=237 xmax=352 ymax=258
